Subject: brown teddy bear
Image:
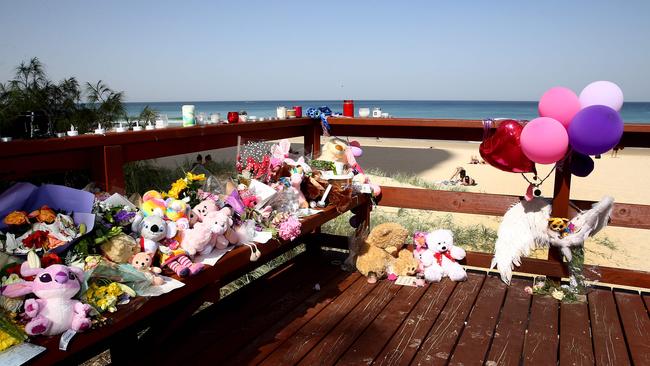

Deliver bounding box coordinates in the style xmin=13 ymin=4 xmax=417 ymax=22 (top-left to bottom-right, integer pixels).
xmin=355 ymin=222 xmax=417 ymax=283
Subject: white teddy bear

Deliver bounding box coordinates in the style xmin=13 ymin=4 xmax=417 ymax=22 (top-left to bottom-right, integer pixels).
xmin=416 ymin=229 xmax=467 ymax=282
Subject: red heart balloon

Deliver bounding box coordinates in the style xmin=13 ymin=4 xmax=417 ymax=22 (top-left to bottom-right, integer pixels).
xmin=480 ymin=120 xmax=536 ymax=173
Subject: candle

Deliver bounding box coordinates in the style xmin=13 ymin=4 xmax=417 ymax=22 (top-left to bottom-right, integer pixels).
xmin=294 ymin=106 xmax=302 ymax=118
xmin=182 ymin=105 xmax=196 ymax=127
xmin=358 ymin=108 xmax=370 ymax=118
xmin=343 ymin=100 xmax=354 ymax=117
xmin=210 ymin=113 xmax=221 ymax=124
xmin=115 ymin=122 xmax=127 ymax=133
xmin=276 ymin=106 xmax=287 ymax=119
xmin=286 ymin=109 xmax=296 ymax=118
xmin=94 ymin=123 xmax=106 ymax=134
xmin=227 ymin=111 xmax=239 ymax=124
xmin=67 ymin=125 xmax=78 ymax=137
xmin=1 ymin=137 xmax=12 ymax=142
xmin=132 ymin=121 xmax=143 ymax=131
xmin=372 ymin=107 xmax=382 ymax=118
xmin=145 ymin=122 xmax=155 ymax=130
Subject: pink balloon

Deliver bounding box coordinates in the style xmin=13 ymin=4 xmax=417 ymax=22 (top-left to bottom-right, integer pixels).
xmin=521 ymin=117 xmax=569 ymax=164
xmin=579 ymin=81 xmax=624 ymax=111
xmin=538 ymin=87 xmax=581 ymax=128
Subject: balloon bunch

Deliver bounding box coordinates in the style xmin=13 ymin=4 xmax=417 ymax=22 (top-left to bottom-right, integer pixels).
xmin=480 ymin=81 xmax=625 ymax=198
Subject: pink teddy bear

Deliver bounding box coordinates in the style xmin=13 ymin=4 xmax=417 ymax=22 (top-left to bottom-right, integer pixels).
xmin=1 ymin=262 xmax=92 ymax=336
xmin=181 ymin=207 xmax=234 ymax=256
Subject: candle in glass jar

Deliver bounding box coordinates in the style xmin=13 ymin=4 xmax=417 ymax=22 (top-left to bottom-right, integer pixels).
xmin=294 ymin=106 xmax=302 ymax=118
xmin=276 ymin=106 xmax=287 ymax=119
xmin=227 ymin=111 xmax=239 ymax=123
xmin=286 ymin=109 xmax=296 ymax=118
xmin=182 ymin=105 xmax=196 ymax=127
xmin=343 ymin=100 xmax=354 ymax=117
xmin=372 ymin=107 xmax=382 ymax=118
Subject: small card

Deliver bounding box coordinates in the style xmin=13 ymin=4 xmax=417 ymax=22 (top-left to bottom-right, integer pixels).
xmin=395 ymin=276 xmax=418 ymax=287
xmin=0 ymin=343 xmax=47 ymax=366
xmin=253 ymin=230 xmax=273 ymax=244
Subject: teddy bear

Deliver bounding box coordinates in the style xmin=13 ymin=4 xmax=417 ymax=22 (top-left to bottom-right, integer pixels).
xmin=387 ymin=250 xmax=419 ymax=280
xmin=165 ymin=198 xmax=190 ymax=230
xmin=131 ymin=214 xmax=178 ymax=253
xmin=130 ymin=252 xmax=164 ymax=286
xmin=181 ymin=207 xmax=234 ymax=256
xmin=355 ymin=222 xmax=411 ymax=283
xmin=140 ymin=190 xmax=166 ymax=217
xmin=189 ymin=199 xmax=220 ymax=227
xmin=1 ymin=262 xmax=92 ymax=336
xmin=415 ymin=229 xmax=467 ymax=282
xmin=100 ymin=233 xmax=140 ymax=263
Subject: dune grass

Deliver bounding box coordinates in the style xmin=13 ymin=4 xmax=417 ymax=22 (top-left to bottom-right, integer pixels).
xmin=322 ymin=208 xmax=498 ymax=253
xmin=365 ymin=167 xmax=467 ymax=191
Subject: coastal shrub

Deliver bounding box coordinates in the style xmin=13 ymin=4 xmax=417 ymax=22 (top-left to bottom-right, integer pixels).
xmin=0 ymin=57 xmax=125 ymax=136
xmin=321 ymin=208 xmax=498 ymax=253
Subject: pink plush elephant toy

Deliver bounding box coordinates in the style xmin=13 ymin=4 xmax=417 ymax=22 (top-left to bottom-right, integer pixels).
xmin=1 ymin=262 xmax=92 ymax=336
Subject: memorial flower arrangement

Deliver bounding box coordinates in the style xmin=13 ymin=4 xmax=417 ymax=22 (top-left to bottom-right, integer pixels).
xmin=0 ymin=137 xmax=369 ymax=353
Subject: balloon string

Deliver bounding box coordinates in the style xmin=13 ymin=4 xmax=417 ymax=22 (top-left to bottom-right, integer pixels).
xmin=482 ymin=119 xmax=493 ymax=141
xmin=520 ymin=165 xmax=556 ymax=187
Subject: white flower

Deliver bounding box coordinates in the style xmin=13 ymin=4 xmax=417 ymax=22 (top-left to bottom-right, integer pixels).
xmin=551 ymin=289 xmax=565 ymax=301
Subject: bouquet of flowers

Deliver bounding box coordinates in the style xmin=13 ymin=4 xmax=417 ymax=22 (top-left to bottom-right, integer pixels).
xmin=163 ymin=172 xmax=206 ymax=207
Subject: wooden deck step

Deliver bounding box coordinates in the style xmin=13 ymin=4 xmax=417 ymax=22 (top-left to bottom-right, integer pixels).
xmin=522 ymin=295 xmax=559 ymax=365
xmin=153 ymin=264 xmax=650 ymax=366
xmin=372 ymin=278 xmax=457 ymax=366
xmin=259 ymin=275 xmax=375 ymax=365
xmin=615 ymin=291 xmax=650 ymax=365
xmin=411 ymin=272 xmax=486 ymax=365
xmin=484 ymin=277 xmax=532 ymax=366
xmin=336 ymin=285 xmax=428 ymax=366
xmin=298 ymin=280 xmax=401 ymax=365
xmin=589 ymin=289 xmax=631 ymax=365
xmin=224 ymin=271 xmax=361 ymax=365
xmin=447 ymin=274 xmax=508 ymax=366
xmin=560 ymin=301 xmax=595 ymax=365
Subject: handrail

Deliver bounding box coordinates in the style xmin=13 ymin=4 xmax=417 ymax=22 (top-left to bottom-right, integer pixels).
xmin=326 ymin=117 xmax=650 ymax=147
xmin=1 ymin=117 xmax=648 ymax=286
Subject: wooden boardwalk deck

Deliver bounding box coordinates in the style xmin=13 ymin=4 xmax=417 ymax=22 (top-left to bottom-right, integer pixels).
xmin=153 ymin=251 xmax=650 ymax=366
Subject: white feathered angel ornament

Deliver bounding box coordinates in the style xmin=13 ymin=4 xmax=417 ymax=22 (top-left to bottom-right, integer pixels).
xmin=491 ymin=196 xmax=614 ymax=284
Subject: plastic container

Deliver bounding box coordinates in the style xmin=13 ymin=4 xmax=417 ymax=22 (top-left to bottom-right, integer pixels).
xmin=182 ymin=105 xmax=196 ymax=127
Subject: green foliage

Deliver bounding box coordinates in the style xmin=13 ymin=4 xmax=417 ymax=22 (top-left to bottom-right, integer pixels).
xmin=0 ymin=57 xmax=125 ymax=136
xmin=138 ymin=105 xmax=157 ymax=126
xmin=366 ymin=168 xmax=467 ymax=191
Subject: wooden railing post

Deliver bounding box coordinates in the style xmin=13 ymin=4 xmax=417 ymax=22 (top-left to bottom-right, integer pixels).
xmin=103 ymin=145 xmax=126 ymax=194
xmin=549 ymin=159 xmax=572 ymax=268
xmin=303 ymin=122 xmax=321 ymax=158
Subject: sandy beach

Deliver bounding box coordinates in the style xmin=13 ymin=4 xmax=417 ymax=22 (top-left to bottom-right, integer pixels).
xmin=154 ymin=136 xmax=650 ymax=273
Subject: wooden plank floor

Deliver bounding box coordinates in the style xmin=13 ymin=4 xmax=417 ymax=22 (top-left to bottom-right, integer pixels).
xmin=159 ymin=255 xmax=650 ymax=366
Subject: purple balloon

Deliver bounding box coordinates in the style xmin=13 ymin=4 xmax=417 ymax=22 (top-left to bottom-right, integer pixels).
xmin=570 ymin=152 xmax=594 ymax=177
xmin=568 ymin=105 xmax=623 ymax=155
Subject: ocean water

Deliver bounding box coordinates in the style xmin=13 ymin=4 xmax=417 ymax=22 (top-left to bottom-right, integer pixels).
xmin=124 ymin=100 xmax=650 ymax=124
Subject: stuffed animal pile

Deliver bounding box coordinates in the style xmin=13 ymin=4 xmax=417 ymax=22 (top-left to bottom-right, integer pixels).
xmin=354 ymin=223 xmax=418 ymax=283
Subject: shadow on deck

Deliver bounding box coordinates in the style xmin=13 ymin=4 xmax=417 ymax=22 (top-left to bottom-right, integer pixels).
xmin=152 ymin=250 xmax=650 ymax=366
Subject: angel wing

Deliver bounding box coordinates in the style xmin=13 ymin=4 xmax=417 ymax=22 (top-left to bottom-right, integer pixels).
xmin=491 ymin=198 xmax=551 ymax=284
xmin=548 ymin=196 xmax=615 ymax=261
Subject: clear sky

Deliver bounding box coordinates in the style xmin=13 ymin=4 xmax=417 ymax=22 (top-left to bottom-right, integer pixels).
xmin=1 ymin=0 xmax=649 ymax=102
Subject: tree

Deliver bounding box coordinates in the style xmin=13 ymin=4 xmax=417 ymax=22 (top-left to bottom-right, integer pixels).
xmin=138 ymin=105 xmax=157 ymax=126
xmin=0 ymin=58 xmax=126 ymax=137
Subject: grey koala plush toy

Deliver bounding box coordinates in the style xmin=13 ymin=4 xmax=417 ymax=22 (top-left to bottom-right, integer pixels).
xmin=131 ymin=214 xmax=177 ymax=253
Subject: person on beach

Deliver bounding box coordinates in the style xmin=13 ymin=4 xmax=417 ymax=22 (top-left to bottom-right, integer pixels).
xmin=611 ymin=145 xmax=624 ymax=158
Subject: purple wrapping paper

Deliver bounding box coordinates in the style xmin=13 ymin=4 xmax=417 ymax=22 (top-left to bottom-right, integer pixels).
xmin=0 ymin=184 xmax=96 ymax=251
